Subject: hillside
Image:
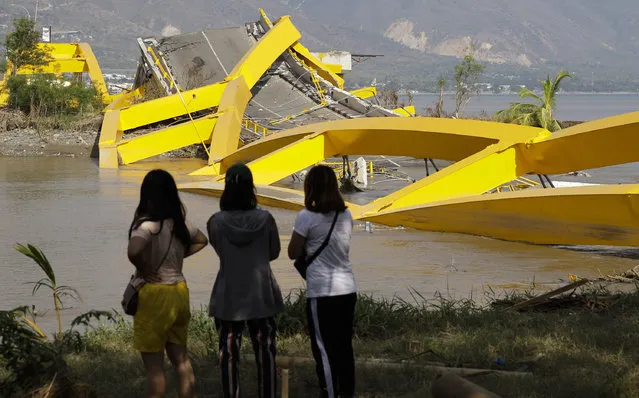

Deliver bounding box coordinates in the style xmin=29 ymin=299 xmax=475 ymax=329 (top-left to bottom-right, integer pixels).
xmin=1 ymin=0 xmax=638 ymax=90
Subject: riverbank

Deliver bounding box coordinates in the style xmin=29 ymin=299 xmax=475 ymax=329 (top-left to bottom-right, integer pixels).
xmin=0 ymin=109 xmax=101 ymax=158
xmin=0 ymin=109 xmax=204 ymax=158
xmin=3 ymin=284 xmax=638 ymax=397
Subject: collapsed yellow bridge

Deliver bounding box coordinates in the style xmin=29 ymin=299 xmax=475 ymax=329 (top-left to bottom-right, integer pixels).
xmin=6 ymin=9 xmax=639 ymax=247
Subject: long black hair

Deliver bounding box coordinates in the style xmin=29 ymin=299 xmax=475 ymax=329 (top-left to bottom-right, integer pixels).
xmin=220 ymin=162 xmax=258 ymax=211
xmin=128 ymin=169 xmax=191 ymax=248
xmin=304 ymin=165 xmax=347 ymax=213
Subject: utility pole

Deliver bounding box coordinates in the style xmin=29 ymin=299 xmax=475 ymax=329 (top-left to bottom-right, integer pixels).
xmin=34 ymin=0 xmax=40 ymax=26
xmin=33 ymin=0 xmax=40 ymax=25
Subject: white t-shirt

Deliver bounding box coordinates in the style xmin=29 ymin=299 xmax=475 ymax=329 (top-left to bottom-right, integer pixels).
xmin=293 ymin=208 xmax=357 ymax=298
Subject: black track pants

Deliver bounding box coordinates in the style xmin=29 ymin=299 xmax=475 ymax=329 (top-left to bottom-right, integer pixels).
xmin=215 ymin=317 xmax=277 ymax=398
xmin=306 ymin=293 xmax=357 ymax=398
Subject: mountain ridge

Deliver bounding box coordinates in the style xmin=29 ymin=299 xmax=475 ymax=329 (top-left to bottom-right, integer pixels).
xmin=1 ymin=1 xmax=638 ymax=90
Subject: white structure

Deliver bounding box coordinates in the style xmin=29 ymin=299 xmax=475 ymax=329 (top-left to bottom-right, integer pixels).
xmin=310 ymin=51 xmax=352 ymax=73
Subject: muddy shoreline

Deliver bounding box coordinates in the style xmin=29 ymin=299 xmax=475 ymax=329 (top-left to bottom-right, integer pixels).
xmin=0 ymin=128 xmax=100 ymax=158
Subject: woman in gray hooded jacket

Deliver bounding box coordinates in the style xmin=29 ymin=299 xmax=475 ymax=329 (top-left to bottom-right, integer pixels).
xmin=206 ymin=162 xmax=284 ymax=398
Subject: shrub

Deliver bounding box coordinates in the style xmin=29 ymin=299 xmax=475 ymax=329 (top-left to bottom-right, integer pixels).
xmin=6 ymin=74 xmax=102 ymax=117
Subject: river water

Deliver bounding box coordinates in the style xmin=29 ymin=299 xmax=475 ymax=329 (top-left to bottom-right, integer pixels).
xmin=2 ymin=155 xmax=638 ymax=333
xmin=408 ymin=93 xmax=639 ymax=121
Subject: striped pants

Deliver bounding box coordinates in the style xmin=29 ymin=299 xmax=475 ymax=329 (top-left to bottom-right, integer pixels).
xmin=215 ymin=317 xmax=277 ymax=398
xmin=307 ymin=293 xmax=357 ymax=398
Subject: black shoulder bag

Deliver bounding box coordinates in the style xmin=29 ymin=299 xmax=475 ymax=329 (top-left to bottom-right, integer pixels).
xmin=294 ymin=211 xmax=340 ymax=280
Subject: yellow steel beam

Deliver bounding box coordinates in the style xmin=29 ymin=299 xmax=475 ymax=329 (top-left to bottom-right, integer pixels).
xmin=0 ymin=43 xmax=113 ymax=105
xmin=358 ymin=143 xmax=529 ymax=217
xmin=290 ymin=42 xmax=345 ymax=89
xmin=205 ymin=76 xmax=252 ymax=172
xmin=42 ymin=43 xmax=79 ymax=58
xmin=526 ymin=110 xmax=639 ymax=174
xmin=211 ymin=117 xmax=545 ymax=171
xmin=259 ymin=8 xmax=344 ymax=89
xmin=225 ymin=15 xmax=301 ymax=88
xmin=106 ymin=18 xmax=294 ymax=169
xmin=224 ymin=132 xmax=336 ymax=185
xmin=16 ymin=58 xmax=87 ymax=74
xmin=362 ymin=184 xmax=639 ymax=246
xmin=77 ymin=43 xmax=111 ymax=102
xmin=189 ymin=16 xmax=306 ymax=175
xmin=350 ymin=87 xmax=377 ymax=99
xmin=118 ymin=83 xmax=226 ymax=131
xmin=98 ymin=108 xmax=123 ymax=169
xmin=393 ymin=105 xmax=416 ymax=117
xmin=117 ymin=115 xmax=219 ymax=165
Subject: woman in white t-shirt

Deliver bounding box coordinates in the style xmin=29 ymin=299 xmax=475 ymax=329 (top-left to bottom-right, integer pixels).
xmin=287 ymin=165 xmax=357 ymax=398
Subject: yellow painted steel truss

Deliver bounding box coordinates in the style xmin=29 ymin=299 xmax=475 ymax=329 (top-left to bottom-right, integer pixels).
xmin=0 ymin=43 xmax=116 ymax=105
xmin=89 ymin=7 xmax=639 ymax=247
xmin=179 ymin=111 xmax=639 ymax=246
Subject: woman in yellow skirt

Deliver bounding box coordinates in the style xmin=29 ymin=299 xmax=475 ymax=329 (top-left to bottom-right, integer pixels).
xmin=127 ymin=169 xmax=208 ymax=398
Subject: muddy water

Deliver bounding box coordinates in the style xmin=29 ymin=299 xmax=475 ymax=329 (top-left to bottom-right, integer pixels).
xmin=1 ymin=157 xmax=637 ymax=333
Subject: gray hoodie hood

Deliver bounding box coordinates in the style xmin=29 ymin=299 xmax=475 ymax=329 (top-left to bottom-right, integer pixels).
xmin=215 ymin=209 xmax=270 ymax=247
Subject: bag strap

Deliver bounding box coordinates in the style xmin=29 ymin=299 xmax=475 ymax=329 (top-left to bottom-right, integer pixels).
xmin=305 ymin=211 xmax=340 ymax=266
xmin=153 ymin=234 xmax=172 ymax=273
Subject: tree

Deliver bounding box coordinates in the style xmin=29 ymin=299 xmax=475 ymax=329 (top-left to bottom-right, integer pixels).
xmin=436 ymin=74 xmax=447 ymax=117
xmin=15 ymin=243 xmax=80 ymax=340
xmin=453 ymin=46 xmax=485 ymax=118
xmin=5 ymin=17 xmax=50 ymax=74
xmin=494 ymin=69 xmax=572 ymax=132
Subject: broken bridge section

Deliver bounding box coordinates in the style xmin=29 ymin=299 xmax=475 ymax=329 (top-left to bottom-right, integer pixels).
xmin=99 ymin=8 xmax=409 ymax=170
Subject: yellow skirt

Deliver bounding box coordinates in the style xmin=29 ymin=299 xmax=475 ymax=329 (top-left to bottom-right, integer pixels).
xmin=133 ymin=281 xmax=190 ymax=352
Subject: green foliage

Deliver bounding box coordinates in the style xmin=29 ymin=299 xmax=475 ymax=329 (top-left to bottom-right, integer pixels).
xmin=0 ymin=307 xmax=57 ymax=396
xmin=15 ymin=243 xmax=81 ymax=340
xmin=494 ymin=69 xmax=573 ymax=132
xmin=6 ymin=75 xmax=101 ymax=117
xmin=453 ymin=47 xmax=485 ymax=117
xmin=5 ymin=17 xmax=51 ymax=73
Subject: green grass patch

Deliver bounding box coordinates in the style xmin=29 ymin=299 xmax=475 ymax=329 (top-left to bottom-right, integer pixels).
xmin=53 ymin=286 xmax=639 ymax=397
xmin=3 ymin=285 xmax=638 ymax=396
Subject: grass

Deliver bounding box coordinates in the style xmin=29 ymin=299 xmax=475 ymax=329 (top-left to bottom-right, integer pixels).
xmin=44 ymin=285 xmax=638 ymax=397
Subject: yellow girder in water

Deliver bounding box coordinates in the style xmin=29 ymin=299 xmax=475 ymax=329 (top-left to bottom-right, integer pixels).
xmin=178 ymin=111 xmax=639 ymax=246
xmin=362 ymin=184 xmax=639 ymax=246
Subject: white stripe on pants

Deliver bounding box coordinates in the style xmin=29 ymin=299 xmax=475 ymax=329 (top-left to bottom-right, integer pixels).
xmin=310 ymin=298 xmax=334 ymax=398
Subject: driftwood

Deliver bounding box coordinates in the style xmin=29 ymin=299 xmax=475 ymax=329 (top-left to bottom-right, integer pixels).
xmin=572 ymin=265 xmax=639 ymax=284
xmin=432 ymin=373 xmax=502 ymax=398
xmin=508 ymin=279 xmax=589 ymax=311
xmin=239 ymin=355 xmax=532 ymax=377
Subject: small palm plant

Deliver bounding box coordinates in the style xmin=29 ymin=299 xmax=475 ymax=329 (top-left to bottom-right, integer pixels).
xmin=15 ymin=243 xmax=81 ymax=340
xmin=495 ymin=69 xmax=572 ymax=132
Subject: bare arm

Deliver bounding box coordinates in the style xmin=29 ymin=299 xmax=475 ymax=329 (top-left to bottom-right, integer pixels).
xmin=288 ymin=231 xmax=306 ymax=260
xmin=127 ymin=236 xmax=149 ymax=270
xmin=185 ymin=229 xmax=208 ymax=258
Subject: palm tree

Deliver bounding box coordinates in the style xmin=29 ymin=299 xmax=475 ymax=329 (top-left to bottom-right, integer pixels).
xmin=495 ymin=69 xmax=572 ymax=132
xmin=15 ymin=243 xmax=80 ymax=340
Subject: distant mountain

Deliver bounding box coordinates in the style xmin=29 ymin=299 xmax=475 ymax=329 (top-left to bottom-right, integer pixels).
xmin=1 ymin=0 xmax=638 ymax=90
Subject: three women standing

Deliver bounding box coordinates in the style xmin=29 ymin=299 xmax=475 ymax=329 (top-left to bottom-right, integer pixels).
xmin=127 ymin=164 xmax=356 ymax=398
